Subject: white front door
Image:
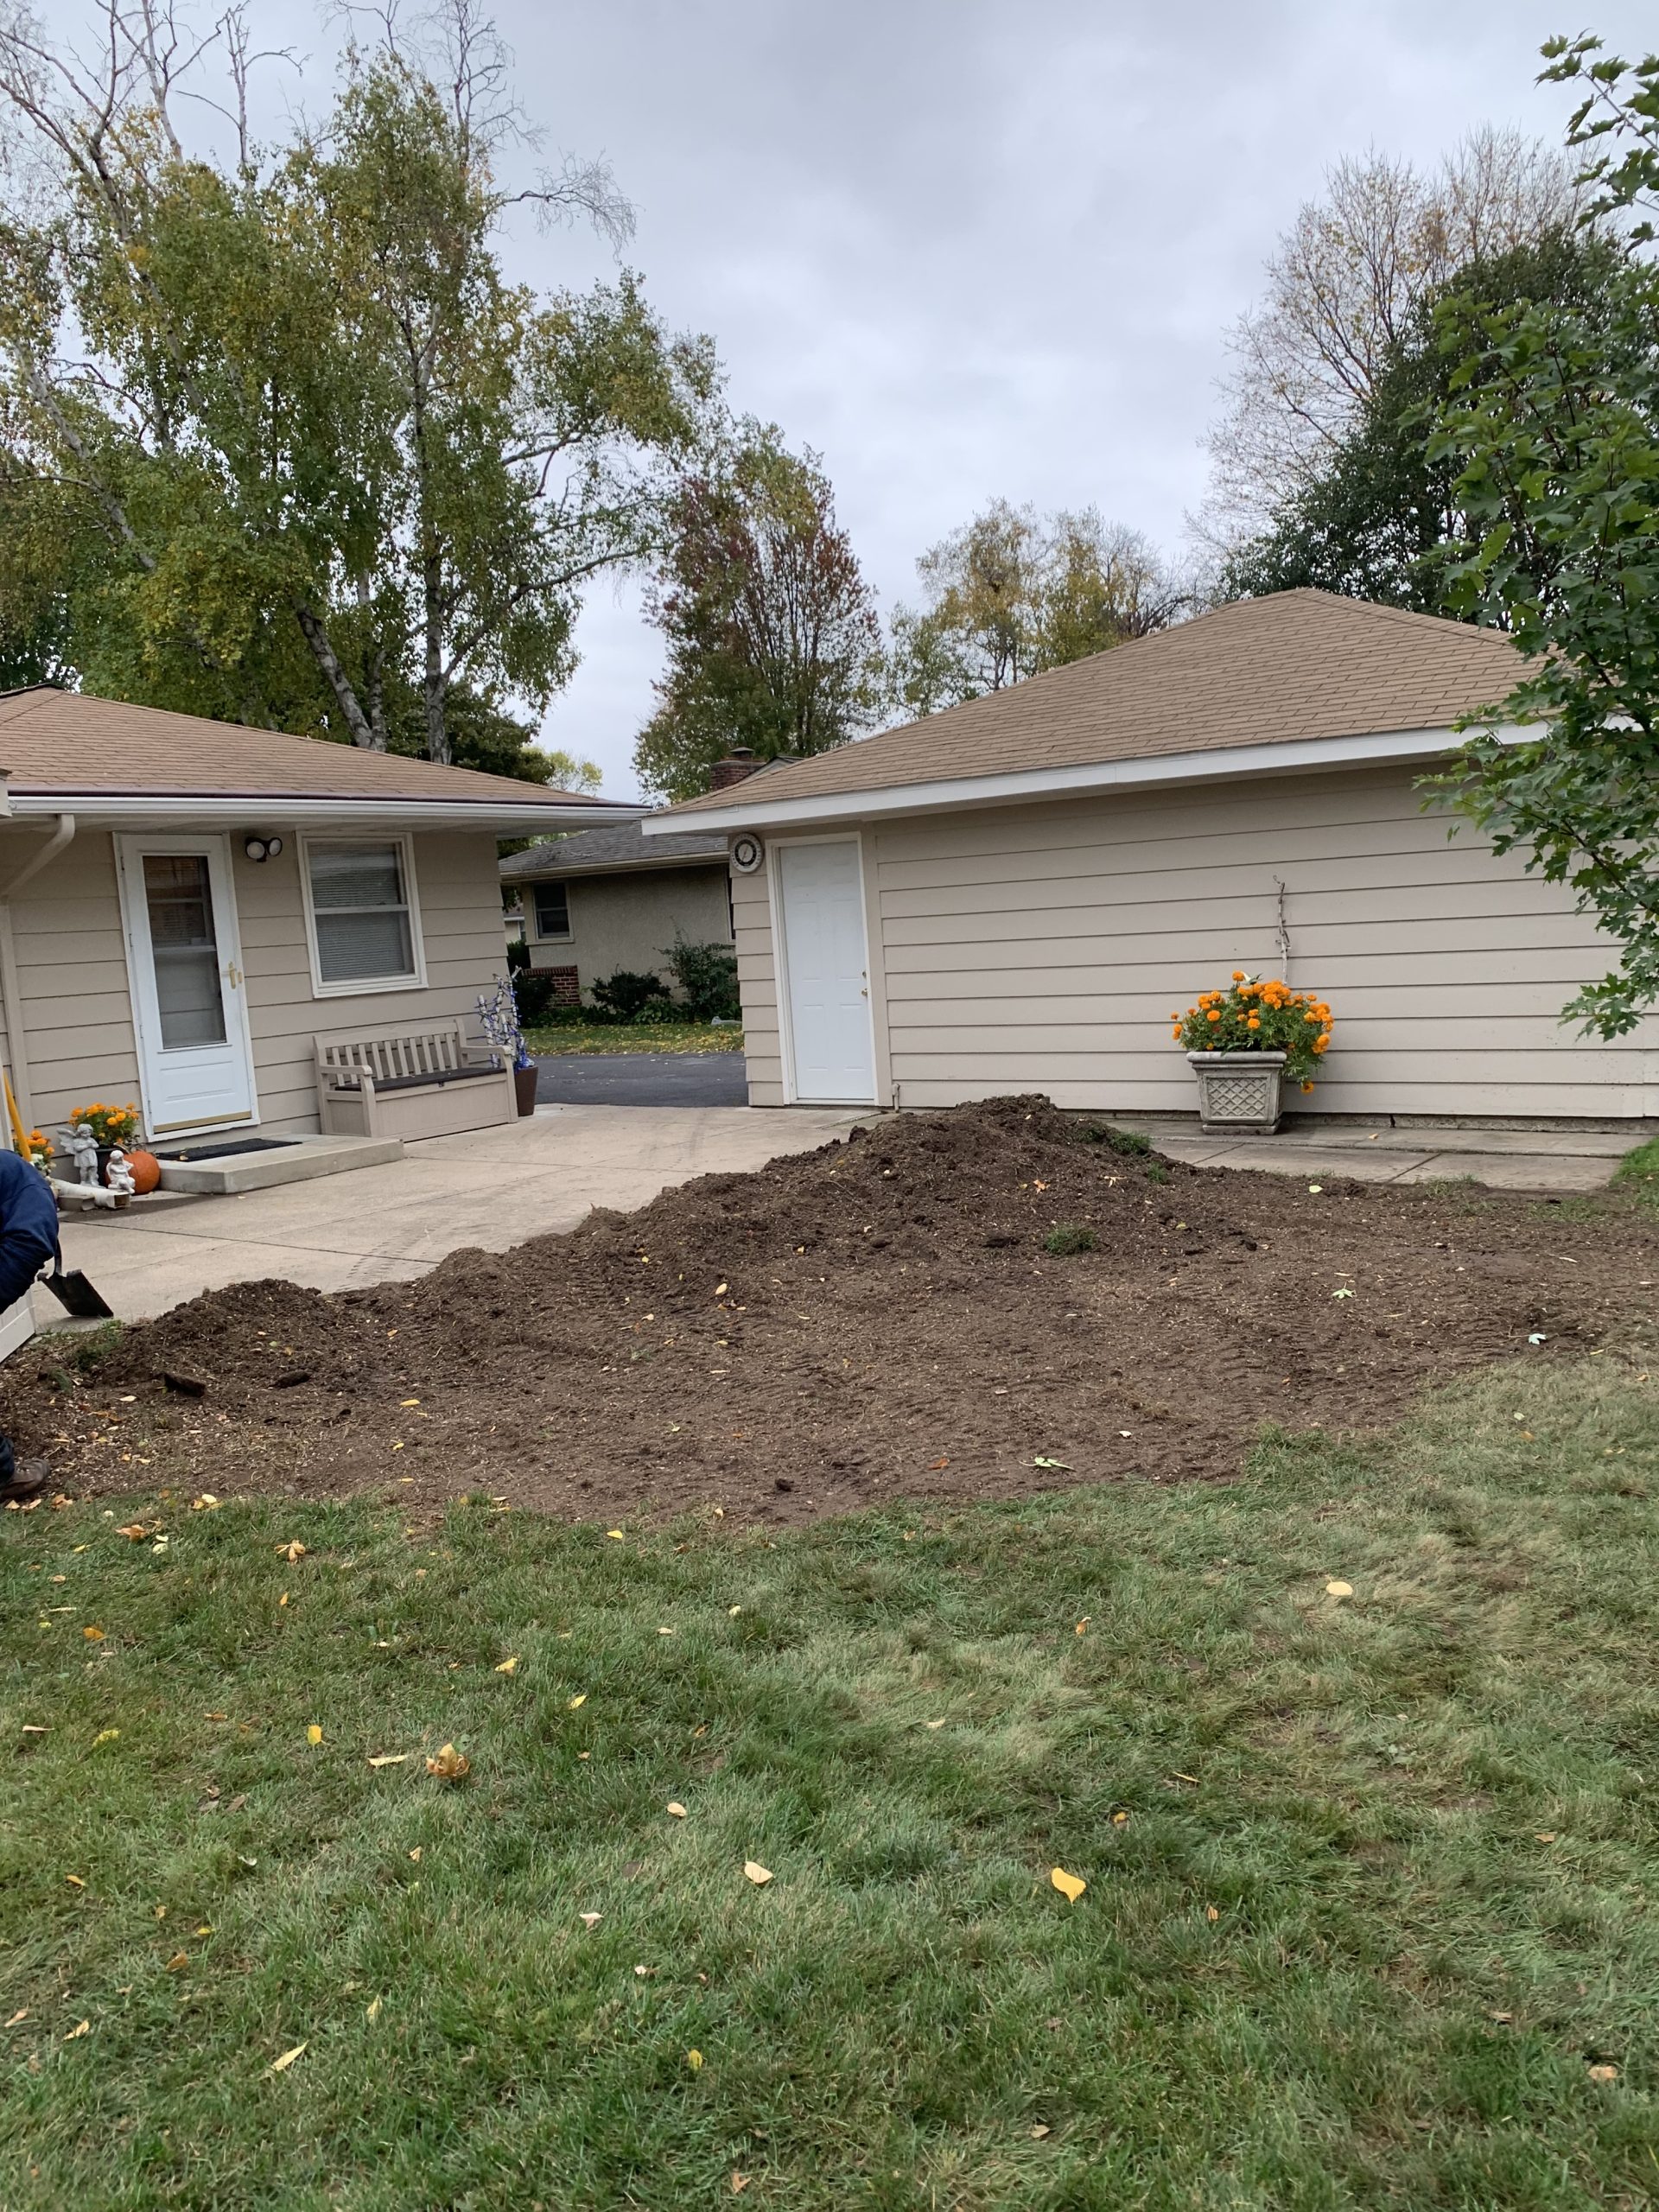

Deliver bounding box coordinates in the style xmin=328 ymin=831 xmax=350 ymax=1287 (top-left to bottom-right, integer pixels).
xmin=117 ymin=836 xmax=257 ymax=1137
xmin=776 ymin=838 xmax=876 ymax=1104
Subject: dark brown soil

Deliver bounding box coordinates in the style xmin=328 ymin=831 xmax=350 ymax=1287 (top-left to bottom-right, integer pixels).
xmin=10 ymin=1097 xmax=1656 ymax=1523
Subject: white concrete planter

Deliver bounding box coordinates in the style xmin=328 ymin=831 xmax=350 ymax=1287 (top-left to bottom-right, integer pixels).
xmin=1187 ymin=1050 xmax=1288 ymax=1135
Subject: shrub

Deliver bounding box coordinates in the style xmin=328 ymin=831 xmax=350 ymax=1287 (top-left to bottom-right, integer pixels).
xmin=512 ymin=968 xmax=566 ymax=1025
xmin=505 ymin=937 xmax=530 ymax=975
xmin=1043 ymin=1224 xmax=1097 ymax=1255
xmin=590 ymin=969 xmax=672 ymax=1021
xmin=632 ymin=998 xmax=680 ymax=1026
xmin=1172 ymin=974 xmax=1334 ymax=1093
xmin=663 ymin=931 xmax=741 ymax=1021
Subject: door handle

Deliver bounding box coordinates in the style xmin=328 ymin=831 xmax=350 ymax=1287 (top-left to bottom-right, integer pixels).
xmin=226 ymin=962 xmax=243 ymax=989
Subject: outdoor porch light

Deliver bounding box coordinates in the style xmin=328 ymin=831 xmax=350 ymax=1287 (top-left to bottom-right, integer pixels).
xmin=243 ymin=835 xmax=285 ymax=862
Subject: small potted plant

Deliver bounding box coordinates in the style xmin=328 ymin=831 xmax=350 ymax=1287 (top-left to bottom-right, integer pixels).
xmin=476 ymin=976 xmax=538 ymax=1117
xmin=1171 ymin=974 xmax=1333 ymax=1134
xmin=67 ymin=1100 xmax=144 ymax=1183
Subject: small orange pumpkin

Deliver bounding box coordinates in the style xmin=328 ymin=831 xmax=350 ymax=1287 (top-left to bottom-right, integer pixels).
xmin=124 ymin=1148 xmax=162 ymax=1196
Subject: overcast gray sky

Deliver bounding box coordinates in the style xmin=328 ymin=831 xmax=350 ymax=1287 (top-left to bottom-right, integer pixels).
xmin=79 ymin=1 xmax=1659 ymax=792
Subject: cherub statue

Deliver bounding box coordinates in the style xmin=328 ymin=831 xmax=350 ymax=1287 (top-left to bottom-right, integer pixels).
xmin=67 ymin=1122 xmax=100 ymax=1187
xmin=105 ymin=1147 xmax=136 ymax=1201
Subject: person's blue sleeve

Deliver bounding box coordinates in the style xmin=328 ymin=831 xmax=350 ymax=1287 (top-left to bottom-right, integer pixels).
xmin=0 ymin=1150 xmax=58 ymax=1308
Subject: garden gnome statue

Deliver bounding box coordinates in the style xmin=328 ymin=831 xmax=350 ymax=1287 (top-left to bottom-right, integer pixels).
xmin=67 ymin=1123 xmax=99 ymax=1187
xmin=105 ymin=1147 xmax=136 ymax=1202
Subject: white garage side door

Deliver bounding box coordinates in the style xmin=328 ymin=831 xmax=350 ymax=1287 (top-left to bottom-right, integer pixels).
xmin=777 ymin=839 xmax=877 ymax=1104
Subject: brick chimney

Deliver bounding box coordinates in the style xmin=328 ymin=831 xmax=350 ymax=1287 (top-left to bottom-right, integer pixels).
xmin=708 ymin=746 xmax=762 ymax=791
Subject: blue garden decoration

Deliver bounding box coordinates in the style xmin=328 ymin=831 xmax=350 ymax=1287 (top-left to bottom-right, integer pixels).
xmin=476 ymin=976 xmax=533 ymax=1072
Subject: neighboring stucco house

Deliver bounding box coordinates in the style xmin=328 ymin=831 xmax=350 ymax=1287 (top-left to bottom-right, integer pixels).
xmin=0 ymin=686 xmax=636 ymax=1141
xmin=500 ymin=820 xmax=734 ymax=1005
xmin=646 ymin=590 xmax=1658 ymax=1123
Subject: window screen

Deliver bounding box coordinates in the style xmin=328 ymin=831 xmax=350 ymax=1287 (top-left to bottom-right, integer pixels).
xmin=308 ymin=842 xmax=416 ymax=986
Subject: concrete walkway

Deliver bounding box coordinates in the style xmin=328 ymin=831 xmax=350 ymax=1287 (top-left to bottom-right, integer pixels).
xmin=41 ymin=1104 xmax=864 ymax=1326
xmin=1121 ymin=1120 xmax=1641 ymax=1193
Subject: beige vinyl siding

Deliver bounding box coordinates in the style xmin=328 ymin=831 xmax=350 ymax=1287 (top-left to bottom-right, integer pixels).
xmin=0 ymin=828 xmax=510 ymax=1139
xmin=237 ymin=831 xmax=509 ymax=1134
xmin=730 ymin=857 xmax=784 ymax=1105
xmin=6 ymin=833 xmax=141 ymax=1130
xmin=747 ymin=765 xmax=1659 ymax=1120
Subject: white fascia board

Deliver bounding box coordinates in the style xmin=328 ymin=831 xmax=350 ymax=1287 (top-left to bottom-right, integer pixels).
xmin=6 ymin=793 xmax=645 ymax=833
xmin=640 ymin=724 xmax=1533 ymax=836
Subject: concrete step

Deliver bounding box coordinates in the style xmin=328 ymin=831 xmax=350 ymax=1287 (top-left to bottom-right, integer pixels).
xmin=156 ymin=1134 xmax=404 ymax=1195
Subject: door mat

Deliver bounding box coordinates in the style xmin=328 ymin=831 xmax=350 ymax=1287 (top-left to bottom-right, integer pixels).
xmin=160 ymin=1138 xmax=299 ymax=1163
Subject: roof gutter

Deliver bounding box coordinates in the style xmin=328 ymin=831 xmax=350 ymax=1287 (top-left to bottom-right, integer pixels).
xmin=641 ymin=723 xmax=1529 ymax=836
xmin=6 ymin=794 xmax=643 ymax=832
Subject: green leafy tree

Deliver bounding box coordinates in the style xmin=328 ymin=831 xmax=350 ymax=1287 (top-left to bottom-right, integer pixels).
xmin=887 ymin=501 xmax=1185 ymax=717
xmin=1219 ymin=228 xmax=1623 ymax=611
xmin=1424 ymin=35 xmax=1659 ymax=1038
xmin=634 ymin=425 xmax=881 ymax=803
xmin=0 ymin=1 xmax=716 ymax=760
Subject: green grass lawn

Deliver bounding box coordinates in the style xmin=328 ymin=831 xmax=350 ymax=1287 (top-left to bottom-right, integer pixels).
xmin=4 ymin=1357 xmax=1659 ymax=2209
xmin=524 ymin=1022 xmax=743 ymax=1056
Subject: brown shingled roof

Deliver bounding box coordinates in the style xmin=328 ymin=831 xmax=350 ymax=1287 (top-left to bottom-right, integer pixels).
xmin=0 ymin=686 xmax=624 ymax=810
xmin=663 ymin=591 xmax=1529 ymax=817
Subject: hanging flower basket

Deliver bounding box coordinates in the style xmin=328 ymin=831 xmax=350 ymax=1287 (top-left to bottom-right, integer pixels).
xmin=1171 ymin=975 xmax=1334 ymax=1135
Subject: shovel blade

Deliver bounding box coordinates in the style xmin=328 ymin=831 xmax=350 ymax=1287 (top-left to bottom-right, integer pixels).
xmin=43 ymin=1268 xmax=113 ymax=1321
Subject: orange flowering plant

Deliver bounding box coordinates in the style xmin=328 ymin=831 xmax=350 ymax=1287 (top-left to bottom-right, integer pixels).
xmin=69 ymin=1100 xmax=142 ymax=1148
xmin=1171 ymin=974 xmax=1334 ymax=1092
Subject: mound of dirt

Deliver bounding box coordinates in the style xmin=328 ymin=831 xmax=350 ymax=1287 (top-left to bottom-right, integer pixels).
xmin=10 ymin=1096 xmax=1656 ymax=1522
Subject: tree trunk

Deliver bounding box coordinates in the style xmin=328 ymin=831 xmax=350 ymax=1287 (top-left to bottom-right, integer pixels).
xmin=295 ymin=603 xmax=380 ymax=748
xmin=422 ymin=545 xmax=450 ymax=764
xmin=356 ymin=574 xmax=388 ymax=747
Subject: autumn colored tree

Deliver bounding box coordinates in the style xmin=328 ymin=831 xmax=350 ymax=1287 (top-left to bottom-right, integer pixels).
xmin=887 ymin=501 xmax=1185 ymax=717
xmin=633 ymin=427 xmax=882 ymax=803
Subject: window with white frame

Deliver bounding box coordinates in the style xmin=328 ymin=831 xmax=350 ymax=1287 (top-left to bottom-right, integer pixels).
xmin=303 ymin=837 xmax=424 ymax=994
xmin=534 ymin=882 xmax=571 ymax=938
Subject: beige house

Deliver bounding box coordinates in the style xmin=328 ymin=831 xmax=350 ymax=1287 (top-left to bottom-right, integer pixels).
xmin=501 ymin=821 xmax=733 ymax=1004
xmin=0 ymin=688 xmax=634 ymax=1141
xmin=648 ymin=591 xmax=1657 ymax=1124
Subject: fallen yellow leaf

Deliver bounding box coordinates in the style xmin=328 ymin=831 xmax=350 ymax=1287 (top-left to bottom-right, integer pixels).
xmin=408 ymin=1847 xmax=423 ymax=1862
xmin=606 ymin=1529 xmax=625 ymax=1541
xmin=92 ymin=1728 xmax=119 ymax=1745
xmin=426 ymin=1743 xmax=470 ymax=1782
xmin=925 ymin=1718 xmax=947 ymax=1729
xmin=1325 ymin=1580 xmax=1354 ymax=1599
xmin=494 ymin=1656 xmax=518 ymax=1675
xmin=65 ymin=1874 xmax=86 ymax=1889
xmin=365 ymin=1995 xmax=382 ymax=2023
xmin=1111 ymin=1810 xmax=1128 ymax=1827
xmin=732 ymin=2176 xmax=749 ymax=2195
xmin=3 ymin=2008 xmax=25 ymax=2027
xmin=1074 ymin=1618 xmax=1090 ymax=1636
xmin=743 ymin=1860 xmax=772 ymax=1885
xmin=278 ymin=1592 xmax=289 ymax=1608
xmin=278 ymin=1541 xmax=306 ymax=1562
xmin=191 ymin=1494 xmax=219 ymax=1511
xmin=1205 ymin=1904 xmax=1220 ymax=1923
xmin=666 ymin=1802 xmax=688 ymax=1819
xmin=687 ymin=2048 xmax=703 ymax=2071
xmin=400 ymin=1399 xmax=420 ymax=1408
xmin=366 ymin=1753 xmax=408 ymax=1769
xmin=267 ymin=2041 xmax=308 ymax=2075
xmin=164 ymin=1951 xmax=188 ymax=1972
xmin=115 ymin=1523 xmax=149 ymax=1541
xmin=1589 ymin=2063 xmax=1618 ymax=2082
xmin=1050 ymin=1866 xmax=1087 ymax=1904
xmin=82 ymin=1625 xmax=105 ymax=1643
xmin=1030 ymin=2123 xmax=1051 ymax=2139
xmin=64 ymin=2019 xmax=90 ymax=2041
xmin=567 ymin=1693 xmax=587 ymax=1709
xmin=306 ymin=1724 xmax=322 ymax=1745
xmin=715 ymin=1281 xmax=728 ymax=1296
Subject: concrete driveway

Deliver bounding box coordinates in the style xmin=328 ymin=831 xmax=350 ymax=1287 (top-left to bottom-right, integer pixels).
xmin=534 ymin=1052 xmax=747 ymax=1108
xmin=41 ymin=1103 xmax=865 ymax=1325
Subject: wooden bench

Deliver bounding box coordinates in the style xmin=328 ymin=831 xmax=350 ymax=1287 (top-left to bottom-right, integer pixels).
xmin=314 ymin=1018 xmax=516 ymax=1141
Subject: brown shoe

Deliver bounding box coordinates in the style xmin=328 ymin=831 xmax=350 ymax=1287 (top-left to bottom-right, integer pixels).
xmin=0 ymin=1459 xmax=48 ymax=1504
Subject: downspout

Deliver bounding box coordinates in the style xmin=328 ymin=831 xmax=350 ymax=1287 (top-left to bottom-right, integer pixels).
xmin=0 ymin=814 xmax=76 ymax=1129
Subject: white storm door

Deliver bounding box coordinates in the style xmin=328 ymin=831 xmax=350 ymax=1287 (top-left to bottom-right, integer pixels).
xmin=118 ymin=836 xmax=257 ymax=1136
xmin=776 ymin=838 xmax=876 ymax=1104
